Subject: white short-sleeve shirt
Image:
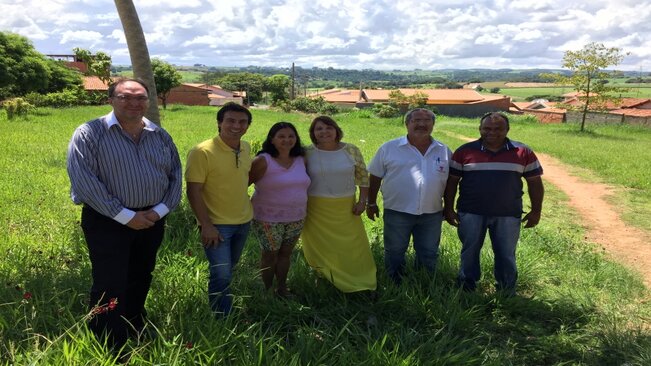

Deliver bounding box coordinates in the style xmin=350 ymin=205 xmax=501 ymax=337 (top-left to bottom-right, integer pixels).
xmin=368 ymin=136 xmax=451 ymax=215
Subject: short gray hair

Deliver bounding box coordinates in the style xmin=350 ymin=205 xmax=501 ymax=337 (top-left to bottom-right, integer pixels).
xmin=404 ymin=108 xmax=436 ymax=125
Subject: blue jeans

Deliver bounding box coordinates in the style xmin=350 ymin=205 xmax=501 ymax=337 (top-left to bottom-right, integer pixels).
xmin=457 ymin=212 xmax=521 ymax=293
xmin=383 ymin=209 xmax=443 ymax=283
xmin=203 ymin=222 xmax=251 ymax=315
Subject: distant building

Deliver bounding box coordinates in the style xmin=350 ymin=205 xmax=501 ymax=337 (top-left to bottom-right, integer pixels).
xmin=46 ymin=54 xmax=88 ymax=73
xmin=165 ymin=83 xmax=243 ymax=106
xmin=311 ymin=88 xmax=511 ymax=117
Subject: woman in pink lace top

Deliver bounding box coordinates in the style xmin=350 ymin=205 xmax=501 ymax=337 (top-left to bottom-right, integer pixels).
xmin=249 ymin=122 xmax=311 ymax=297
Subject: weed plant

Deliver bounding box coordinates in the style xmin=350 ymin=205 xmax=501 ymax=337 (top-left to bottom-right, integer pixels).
xmin=0 ymin=106 xmax=650 ymax=365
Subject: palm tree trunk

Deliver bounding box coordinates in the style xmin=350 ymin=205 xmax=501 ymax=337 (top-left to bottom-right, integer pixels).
xmin=114 ymin=0 xmax=160 ymax=125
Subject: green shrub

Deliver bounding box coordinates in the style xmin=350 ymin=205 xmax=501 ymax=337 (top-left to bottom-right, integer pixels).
xmin=84 ymin=91 xmax=109 ymax=105
xmin=277 ymin=100 xmax=292 ymax=113
xmin=2 ymin=98 xmax=34 ymax=120
xmin=23 ymin=88 xmax=107 ymax=108
xmin=373 ymin=103 xmax=400 ymax=118
xmin=279 ymin=96 xmax=340 ymax=115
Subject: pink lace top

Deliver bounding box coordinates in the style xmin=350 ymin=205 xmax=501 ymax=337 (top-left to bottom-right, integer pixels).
xmin=251 ymin=153 xmax=311 ymax=222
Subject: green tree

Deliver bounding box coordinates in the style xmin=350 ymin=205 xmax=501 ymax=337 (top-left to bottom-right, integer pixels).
xmin=543 ymin=42 xmax=628 ymax=131
xmin=73 ymin=47 xmax=112 ymax=84
xmin=388 ymin=89 xmax=428 ymax=110
xmin=217 ymin=72 xmax=266 ymax=104
xmin=151 ymin=59 xmax=182 ymax=109
xmin=388 ymin=89 xmax=408 ymax=106
xmin=114 ymin=0 xmax=160 ymax=124
xmin=0 ymin=32 xmax=80 ymax=99
xmin=265 ymin=74 xmax=290 ymax=104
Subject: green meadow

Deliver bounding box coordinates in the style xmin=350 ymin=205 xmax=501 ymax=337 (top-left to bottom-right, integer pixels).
xmin=1 ymin=106 xmax=650 ymax=365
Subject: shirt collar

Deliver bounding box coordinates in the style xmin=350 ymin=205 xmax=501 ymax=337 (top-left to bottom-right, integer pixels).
xmin=103 ymin=111 xmax=158 ymax=132
xmin=479 ymin=138 xmax=513 ymax=152
xmin=214 ymin=135 xmax=239 ymax=152
xmin=399 ymin=135 xmax=443 ymax=149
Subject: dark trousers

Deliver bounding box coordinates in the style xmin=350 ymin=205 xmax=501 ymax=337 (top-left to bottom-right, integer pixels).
xmin=81 ymin=205 xmax=165 ymax=349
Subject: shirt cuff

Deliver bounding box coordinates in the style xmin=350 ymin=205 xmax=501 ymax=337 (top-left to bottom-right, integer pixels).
xmin=151 ymin=203 xmax=170 ymax=219
xmin=114 ymin=208 xmax=136 ymax=225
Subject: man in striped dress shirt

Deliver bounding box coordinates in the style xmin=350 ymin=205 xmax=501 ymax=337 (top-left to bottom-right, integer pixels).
xmin=66 ymin=78 xmax=182 ymax=350
xmin=443 ymin=112 xmax=544 ymax=296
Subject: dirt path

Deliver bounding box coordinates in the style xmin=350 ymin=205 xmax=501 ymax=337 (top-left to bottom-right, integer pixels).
xmin=536 ymin=153 xmax=651 ymax=288
xmin=443 ymin=132 xmax=651 ymax=288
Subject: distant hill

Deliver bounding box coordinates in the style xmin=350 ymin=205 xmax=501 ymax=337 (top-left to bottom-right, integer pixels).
xmin=111 ymin=65 xmax=642 ymax=88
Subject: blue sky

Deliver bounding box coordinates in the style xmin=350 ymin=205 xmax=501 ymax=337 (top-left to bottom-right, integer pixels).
xmin=2 ymin=0 xmax=651 ymax=71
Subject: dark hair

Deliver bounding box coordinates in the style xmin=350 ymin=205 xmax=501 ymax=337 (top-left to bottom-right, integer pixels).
xmin=258 ymin=122 xmax=305 ymax=157
xmin=309 ymin=115 xmax=343 ymax=144
xmin=480 ymin=112 xmax=510 ymax=129
xmin=404 ymin=108 xmax=436 ymax=125
xmin=108 ymin=78 xmax=149 ymax=97
xmin=217 ymin=102 xmax=252 ymax=124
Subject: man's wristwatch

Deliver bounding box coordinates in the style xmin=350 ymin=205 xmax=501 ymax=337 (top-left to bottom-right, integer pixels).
xmin=366 ymin=201 xmax=377 ymax=208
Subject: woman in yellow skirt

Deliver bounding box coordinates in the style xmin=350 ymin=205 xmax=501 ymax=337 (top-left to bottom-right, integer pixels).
xmin=301 ymin=116 xmax=377 ymax=292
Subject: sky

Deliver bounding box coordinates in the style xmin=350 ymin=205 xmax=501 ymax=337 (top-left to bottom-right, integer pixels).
xmin=2 ymin=0 xmax=651 ymax=71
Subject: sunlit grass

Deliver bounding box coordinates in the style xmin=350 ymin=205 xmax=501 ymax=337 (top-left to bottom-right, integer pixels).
xmin=0 ymin=106 xmax=650 ymax=364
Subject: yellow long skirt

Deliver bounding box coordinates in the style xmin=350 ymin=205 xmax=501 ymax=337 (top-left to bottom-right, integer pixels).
xmin=301 ymin=195 xmax=377 ymax=292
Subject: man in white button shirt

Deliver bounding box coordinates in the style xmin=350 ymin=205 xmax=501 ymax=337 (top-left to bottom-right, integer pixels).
xmin=367 ymin=108 xmax=451 ymax=284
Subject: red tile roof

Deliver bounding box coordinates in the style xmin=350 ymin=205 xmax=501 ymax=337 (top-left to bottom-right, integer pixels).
xmin=83 ymin=76 xmax=114 ymax=91
xmin=563 ymin=97 xmax=651 ymax=110
xmin=610 ymin=108 xmax=651 ymax=117
xmin=314 ymin=89 xmax=362 ymax=103
xmin=363 ymin=88 xmax=485 ymax=104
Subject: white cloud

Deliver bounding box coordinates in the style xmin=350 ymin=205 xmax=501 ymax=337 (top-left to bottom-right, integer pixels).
xmin=59 ymin=30 xmax=104 ymax=46
xmin=0 ymin=0 xmax=647 ymax=70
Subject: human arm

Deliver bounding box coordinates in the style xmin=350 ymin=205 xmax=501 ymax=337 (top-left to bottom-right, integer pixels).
xmin=248 ymin=155 xmax=268 ymax=185
xmin=443 ymin=175 xmax=461 ymax=227
xmin=353 ymin=186 xmax=368 ymax=216
xmin=522 ymin=176 xmax=544 ymax=228
xmin=150 ymin=131 xmax=183 ymax=220
xmin=66 ymin=121 xmax=139 ymax=225
xmin=366 ymin=174 xmax=382 ymax=221
xmin=186 ymin=182 xmax=223 ymax=247
xmin=346 ymin=144 xmax=370 ymax=216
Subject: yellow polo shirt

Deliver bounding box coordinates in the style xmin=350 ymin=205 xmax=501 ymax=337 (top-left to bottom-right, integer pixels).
xmin=185 ymin=136 xmax=253 ymax=225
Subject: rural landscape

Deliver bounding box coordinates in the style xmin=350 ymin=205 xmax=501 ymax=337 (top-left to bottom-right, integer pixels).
xmin=3 ymin=4 xmax=651 ymax=364
xmin=1 ymin=100 xmax=651 ymax=364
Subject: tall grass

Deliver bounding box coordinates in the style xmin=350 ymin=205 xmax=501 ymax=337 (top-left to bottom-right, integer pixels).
xmin=0 ymin=106 xmax=650 ymax=365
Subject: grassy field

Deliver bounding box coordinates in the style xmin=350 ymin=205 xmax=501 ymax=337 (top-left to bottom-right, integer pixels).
xmin=1 ymin=106 xmax=650 ymax=365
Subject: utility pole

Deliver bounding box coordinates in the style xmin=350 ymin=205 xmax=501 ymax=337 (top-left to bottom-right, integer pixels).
xmin=291 ymin=62 xmax=295 ymax=100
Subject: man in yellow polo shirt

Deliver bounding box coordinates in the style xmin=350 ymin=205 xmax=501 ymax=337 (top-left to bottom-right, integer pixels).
xmin=186 ymin=102 xmax=253 ymax=316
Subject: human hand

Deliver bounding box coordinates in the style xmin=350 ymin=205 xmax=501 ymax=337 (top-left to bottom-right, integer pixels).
xmin=201 ymin=225 xmax=224 ymax=247
xmin=366 ymin=205 xmax=380 ymax=221
xmin=126 ymin=211 xmax=155 ymax=230
xmin=352 ymin=201 xmax=366 ymax=216
xmin=443 ymin=208 xmax=459 ymax=227
xmin=522 ymin=211 xmax=541 ymax=228
xmin=144 ymin=209 xmax=160 ymax=222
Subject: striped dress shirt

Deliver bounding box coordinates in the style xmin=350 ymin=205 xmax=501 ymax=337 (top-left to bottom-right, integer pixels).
xmin=67 ymin=111 xmax=182 ymax=224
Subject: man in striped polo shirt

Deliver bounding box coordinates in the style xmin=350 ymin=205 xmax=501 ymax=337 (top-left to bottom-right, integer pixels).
xmin=443 ymin=112 xmax=544 ymax=296
xmin=67 ymin=78 xmax=182 ymax=350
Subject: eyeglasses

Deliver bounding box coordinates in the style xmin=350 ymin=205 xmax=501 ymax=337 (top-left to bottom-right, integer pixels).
xmin=113 ymin=95 xmax=149 ymax=103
